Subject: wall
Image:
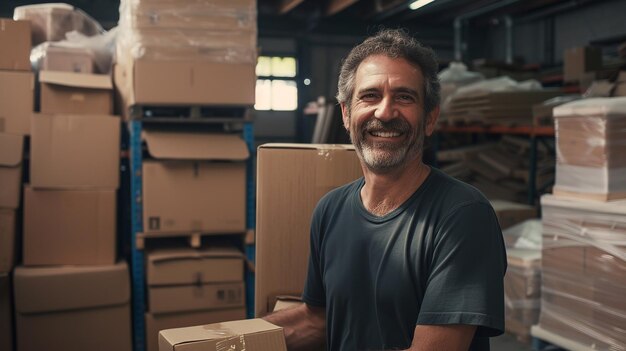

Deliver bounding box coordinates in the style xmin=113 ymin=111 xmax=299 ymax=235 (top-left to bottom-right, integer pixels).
xmin=480 ymin=0 xmax=626 ymax=66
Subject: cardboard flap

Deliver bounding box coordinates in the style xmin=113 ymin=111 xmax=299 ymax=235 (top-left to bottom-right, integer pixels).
xmin=39 ymin=71 xmax=112 ymax=90
xmin=143 ymin=131 xmax=249 ymax=160
xmin=14 ymin=262 xmax=130 ymax=314
xmin=148 ymin=247 xmax=243 ymax=264
xmin=0 ymin=133 xmax=23 ymax=167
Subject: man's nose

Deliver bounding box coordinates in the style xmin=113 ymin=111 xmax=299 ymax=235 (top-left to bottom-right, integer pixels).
xmin=374 ymin=96 xmax=397 ymax=121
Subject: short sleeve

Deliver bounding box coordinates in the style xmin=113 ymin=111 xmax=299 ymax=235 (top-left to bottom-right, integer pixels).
xmin=302 ymin=202 xmax=326 ymax=307
xmin=417 ymin=201 xmax=507 ymax=337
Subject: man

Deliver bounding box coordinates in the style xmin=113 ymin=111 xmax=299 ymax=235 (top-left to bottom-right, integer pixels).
xmin=264 ymin=29 xmax=506 ymax=351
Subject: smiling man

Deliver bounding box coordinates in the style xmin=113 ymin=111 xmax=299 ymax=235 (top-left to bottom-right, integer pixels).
xmin=264 ymin=29 xmax=507 ymax=351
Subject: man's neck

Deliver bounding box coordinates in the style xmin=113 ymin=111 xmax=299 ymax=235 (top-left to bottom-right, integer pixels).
xmin=360 ymin=159 xmax=431 ymax=217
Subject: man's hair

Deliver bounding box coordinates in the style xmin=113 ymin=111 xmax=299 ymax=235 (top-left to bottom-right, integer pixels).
xmin=336 ymin=29 xmax=440 ymax=114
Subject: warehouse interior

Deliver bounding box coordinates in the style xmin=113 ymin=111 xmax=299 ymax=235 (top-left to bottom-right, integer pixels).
xmin=0 ymin=0 xmax=625 ymax=350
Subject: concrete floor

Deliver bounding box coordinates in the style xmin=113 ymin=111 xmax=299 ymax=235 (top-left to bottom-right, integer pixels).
xmin=491 ymin=333 xmax=535 ymax=351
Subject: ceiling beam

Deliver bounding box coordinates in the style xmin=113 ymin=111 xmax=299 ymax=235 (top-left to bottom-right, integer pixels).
xmin=325 ymin=0 xmax=360 ymax=16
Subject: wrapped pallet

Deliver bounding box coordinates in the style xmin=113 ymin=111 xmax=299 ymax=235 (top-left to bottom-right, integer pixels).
xmin=502 ymin=220 xmax=542 ymax=342
xmin=114 ymin=0 xmax=257 ymax=109
xmin=553 ymin=97 xmax=626 ymax=201
xmin=536 ymin=195 xmax=626 ymax=349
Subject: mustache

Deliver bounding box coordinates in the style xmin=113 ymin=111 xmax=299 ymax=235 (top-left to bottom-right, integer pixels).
xmin=361 ymin=118 xmax=411 ymax=135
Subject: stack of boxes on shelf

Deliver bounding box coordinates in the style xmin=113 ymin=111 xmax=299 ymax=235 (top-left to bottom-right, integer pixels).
xmin=1 ymin=11 xmax=132 ymax=351
xmin=113 ymin=1 xmax=258 ymax=350
xmin=532 ymin=97 xmax=626 ymax=349
xmin=115 ymin=0 xmax=256 ymax=110
xmin=0 ymin=17 xmax=33 ymax=351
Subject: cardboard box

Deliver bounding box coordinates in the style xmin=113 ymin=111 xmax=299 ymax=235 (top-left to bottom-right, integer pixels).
xmin=563 ymin=46 xmax=602 ymax=83
xmin=41 ymin=45 xmax=95 ymax=73
xmin=147 ymin=247 xmax=244 ymax=285
xmin=39 ymin=71 xmax=113 ymax=114
xmin=30 ymin=114 xmax=120 ymax=189
xmin=0 ymin=273 xmax=12 ymax=351
xmin=0 ymin=133 xmax=24 ymax=209
xmin=146 ymin=309 xmax=247 ymax=351
xmin=0 ymin=18 xmax=31 ymax=71
xmin=0 ymin=70 xmax=34 ymax=135
xmin=0 ymin=210 xmax=16 ymax=273
xmin=149 ymin=281 xmax=244 ymax=314
xmin=114 ymin=59 xmax=255 ymax=107
xmin=255 ymin=144 xmax=362 ymax=316
xmin=158 ymin=318 xmax=286 ymax=351
xmin=23 ymin=186 xmax=116 ymax=266
xmin=142 ymin=131 xmax=248 ymax=234
xmin=490 ymin=200 xmax=537 ymax=230
xmin=14 ymin=262 xmax=132 ymax=351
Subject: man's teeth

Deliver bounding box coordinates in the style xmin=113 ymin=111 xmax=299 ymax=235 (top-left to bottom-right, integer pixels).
xmin=370 ymin=131 xmax=401 ymax=137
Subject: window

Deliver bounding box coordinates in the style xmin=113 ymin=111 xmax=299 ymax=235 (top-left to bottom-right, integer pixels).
xmin=255 ymin=56 xmax=298 ymax=111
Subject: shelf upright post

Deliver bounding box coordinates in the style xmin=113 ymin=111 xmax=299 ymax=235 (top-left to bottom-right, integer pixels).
xmin=243 ymin=122 xmax=256 ymax=318
xmin=128 ymin=119 xmax=146 ymax=351
xmin=528 ymin=133 xmax=538 ymax=205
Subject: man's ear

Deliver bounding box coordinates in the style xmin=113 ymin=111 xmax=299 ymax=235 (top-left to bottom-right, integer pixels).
xmin=425 ymin=105 xmax=440 ymax=137
xmin=340 ymin=102 xmax=350 ymax=130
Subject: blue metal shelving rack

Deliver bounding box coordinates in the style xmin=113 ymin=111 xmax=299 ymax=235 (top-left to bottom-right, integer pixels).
xmin=127 ymin=120 xmax=256 ymax=351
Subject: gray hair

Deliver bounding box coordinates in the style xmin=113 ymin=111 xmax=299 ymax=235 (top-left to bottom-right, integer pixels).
xmin=336 ymin=29 xmax=440 ymax=114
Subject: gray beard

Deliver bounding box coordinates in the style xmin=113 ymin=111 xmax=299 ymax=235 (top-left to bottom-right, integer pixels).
xmin=348 ymin=116 xmax=425 ymax=173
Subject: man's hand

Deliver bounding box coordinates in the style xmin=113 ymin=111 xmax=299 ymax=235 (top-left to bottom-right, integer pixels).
xmin=405 ymin=324 xmax=477 ymax=351
xmin=262 ymin=303 xmax=326 ymax=351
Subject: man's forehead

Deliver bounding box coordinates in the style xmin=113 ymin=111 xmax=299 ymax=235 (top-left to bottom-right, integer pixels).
xmin=354 ymin=55 xmax=423 ymax=90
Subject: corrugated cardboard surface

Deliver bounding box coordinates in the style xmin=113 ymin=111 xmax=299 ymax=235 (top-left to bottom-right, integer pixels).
xmin=0 ymin=273 xmax=12 ymax=351
xmin=40 ymin=71 xmax=113 ymax=114
xmin=0 ymin=133 xmax=23 ymax=209
xmin=0 ymin=210 xmax=16 ymax=273
xmin=149 ymin=281 xmax=244 ymax=314
xmin=490 ymin=200 xmax=537 ymax=230
xmin=115 ymin=58 xmax=255 ymax=106
xmin=0 ymin=70 xmax=34 ymax=135
xmin=563 ymin=46 xmax=602 ymax=83
xmin=158 ymin=318 xmax=286 ymax=351
xmin=23 ymin=186 xmax=116 ymax=266
xmin=255 ymin=144 xmax=362 ymax=316
xmin=14 ymin=263 xmax=132 ymax=351
xmin=0 ymin=18 xmax=31 ymax=71
xmin=145 ymin=308 xmax=247 ymax=351
xmin=41 ymin=45 xmax=95 ymax=73
xmin=147 ymin=247 xmax=244 ymax=285
xmin=31 ymin=114 xmax=120 ymax=189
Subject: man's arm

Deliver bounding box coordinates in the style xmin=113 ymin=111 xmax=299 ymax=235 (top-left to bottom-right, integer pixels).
xmin=262 ymin=303 xmax=326 ymax=351
xmin=405 ymin=324 xmax=477 ymax=351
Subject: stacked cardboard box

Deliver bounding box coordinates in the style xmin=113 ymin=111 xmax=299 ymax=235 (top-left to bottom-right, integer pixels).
xmin=115 ymin=0 xmax=257 ymax=109
xmin=504 ymin=248 xmax=541 ymax=342
xmin=255 ymin=144 xmax=363 ymax=316
xmin=553 ymin=97 xmax=626 ymax=201
xmin=144 ymin=247 xmax=247 ymax=351
xmin=536 ymin=195 xmax=626 ymax=349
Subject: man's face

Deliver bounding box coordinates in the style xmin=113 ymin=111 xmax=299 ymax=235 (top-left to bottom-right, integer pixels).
xmin=341 ymin=55 xmax=438 ymax=173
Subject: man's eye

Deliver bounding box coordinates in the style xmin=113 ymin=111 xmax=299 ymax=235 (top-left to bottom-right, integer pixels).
xmin=360 ymin=93 xmax=378 ymax=100
xmin=397 ymin=95 xmax=415 ymax=102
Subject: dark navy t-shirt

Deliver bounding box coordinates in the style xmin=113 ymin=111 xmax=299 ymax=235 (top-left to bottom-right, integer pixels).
xmin=302 ymin=168 xmax=507 ymax=351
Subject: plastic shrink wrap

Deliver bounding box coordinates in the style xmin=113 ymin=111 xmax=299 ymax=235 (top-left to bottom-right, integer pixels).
xmin=116 ymin=0 xmax=257 ymax=64
xmin=553 ymin=97 xmax=626 ymax=201
xmin=539 ymin=194 xmax=626 ymax=350
xmin=503 ymin=220 xmax=542 ymax=341
xmin=14 ymin=3 xmax=104 ymax=46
